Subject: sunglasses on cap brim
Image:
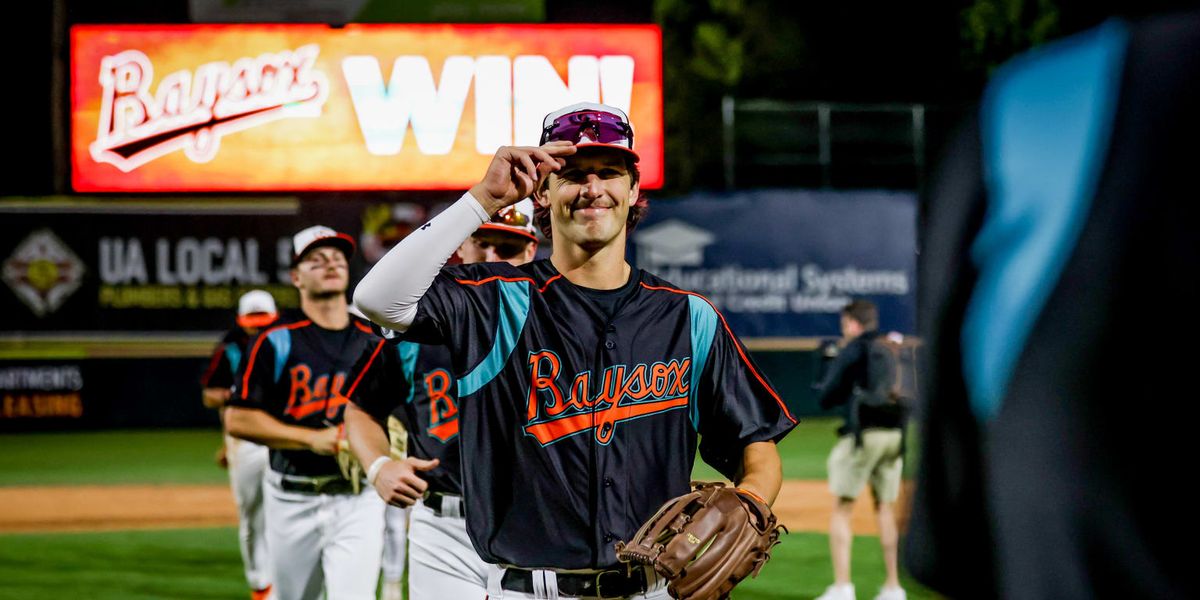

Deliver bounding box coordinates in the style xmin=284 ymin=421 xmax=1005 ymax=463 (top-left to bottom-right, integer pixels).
xmin=540 ymin=110 xmax=635 ymax=153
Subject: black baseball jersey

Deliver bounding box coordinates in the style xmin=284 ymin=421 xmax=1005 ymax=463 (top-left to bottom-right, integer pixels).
xmin=228 ymin=317 xmax=379 ymax=478
xmin=200 ymin=327 xmax=252 ymax=390
xmin=346 ymin=340 xmax=463 ymax=495
xmin=399 ymin=258 xmax=797 ymax=569
xmin=906 ymin=13 xmax=1200 ymax=599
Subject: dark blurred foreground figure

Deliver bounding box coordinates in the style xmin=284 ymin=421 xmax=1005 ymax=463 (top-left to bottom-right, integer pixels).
xmin=906 ymin=9 xmax=1200 ymax=600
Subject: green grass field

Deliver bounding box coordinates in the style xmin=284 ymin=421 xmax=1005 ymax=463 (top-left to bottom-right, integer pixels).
xmin=0 ymin=527 xmax=935 ymax=600
xmin=0 ymin=429 xmax=229 ymax=486
xmin=0 ymin=419 xmax=935 ymax=599
xmin=0 ymin=419 xmax=912 ymax=486
xmin=0 ymin=528 xmax=247 ymax=600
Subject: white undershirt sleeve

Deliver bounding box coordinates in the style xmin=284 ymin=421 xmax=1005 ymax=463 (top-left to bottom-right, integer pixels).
xmin=353 ymin=192 xmax=490 ymax=331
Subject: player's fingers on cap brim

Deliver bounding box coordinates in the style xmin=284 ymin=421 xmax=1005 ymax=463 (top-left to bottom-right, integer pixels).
xmin=518 ymin=153 xmax=538 ymax=182
xmin=542 ymin=141 xmax=578 ymax=154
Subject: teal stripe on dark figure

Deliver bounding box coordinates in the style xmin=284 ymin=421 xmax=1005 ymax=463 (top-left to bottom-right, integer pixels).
xmin=964 ymin=19 xmax=1129 ymax=421
xmin=225 ymin=343 xmax=243 ymax=374
xmin=397 ymin=342 xmax=420 ymax=404
xmin=267 ymin=328 xmax=292 ymax=383
xmin=687 ymin=295 xmax=719 ymax=429
xmin=457 ymin=280 xmax=531 ymax=397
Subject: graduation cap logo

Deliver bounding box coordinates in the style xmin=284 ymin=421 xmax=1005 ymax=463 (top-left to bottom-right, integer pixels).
xmin=633 ymin=219 xmax=716 ymax=271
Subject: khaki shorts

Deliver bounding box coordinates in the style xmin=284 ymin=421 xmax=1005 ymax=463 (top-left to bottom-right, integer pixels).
xmin=827 ymin=429 xmax=903 ymax=503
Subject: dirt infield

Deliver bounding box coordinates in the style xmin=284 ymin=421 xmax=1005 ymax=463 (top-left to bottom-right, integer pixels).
xmin=0 ymin=480 xmax=910 ymax=535
xmin=0 ymin=484 xmax=238 ymax=533
xmin=775 ymin=480 xmax=913 ymax=535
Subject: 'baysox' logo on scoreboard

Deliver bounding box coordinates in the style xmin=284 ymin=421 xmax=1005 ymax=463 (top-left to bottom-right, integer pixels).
xmin=89 ymin=46 xmax=329 ymax=172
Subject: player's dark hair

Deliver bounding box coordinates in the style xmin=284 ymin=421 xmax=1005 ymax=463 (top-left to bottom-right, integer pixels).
xmin=842 ymin=299 xmax=879 ymax=330
xmin=533 ymin=153 xmax=648 ymax=240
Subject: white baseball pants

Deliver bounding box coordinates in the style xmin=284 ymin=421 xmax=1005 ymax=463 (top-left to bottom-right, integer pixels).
xmin=407 ymin=497 xmax=489 ymax=600
xmin=263 ymin=473 xmax=385 ymax=600
xmin=382 ymin=504 xmax=411 ymax=583
xmin=227 ymin=435 xmax=270 ymax=592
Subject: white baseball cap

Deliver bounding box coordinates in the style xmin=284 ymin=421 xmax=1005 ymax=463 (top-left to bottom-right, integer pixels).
xmin=540 ymin=102 xmax=638 ymax=161
xmin=291 ymin=225 xmax=356 ymax=266
xmin=237 ymin=290 xmax=278 ymax=328
xmin=476 ymin=198 xmax=538 ymax=243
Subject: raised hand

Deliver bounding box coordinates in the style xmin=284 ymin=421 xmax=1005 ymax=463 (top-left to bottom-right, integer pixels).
xmin=469 ymin=141 xmax=576 ymax=215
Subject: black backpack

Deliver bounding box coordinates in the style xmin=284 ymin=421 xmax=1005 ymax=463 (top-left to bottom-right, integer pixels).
xmin=854 ymin=332 xmax=919 ymax=410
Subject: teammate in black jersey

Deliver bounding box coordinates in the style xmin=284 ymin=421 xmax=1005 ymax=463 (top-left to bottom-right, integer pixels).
xmin=227 ymin=226 xmax=384 ymax=600
xmin=344 ymin=201 xmax=539 ymax=600
xmin=201 ymin=289 xmax=278 ymax=600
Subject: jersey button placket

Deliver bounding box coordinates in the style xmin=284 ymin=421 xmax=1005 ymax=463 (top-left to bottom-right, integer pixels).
xmin=595 ymin=322 xmax=621 ymax=557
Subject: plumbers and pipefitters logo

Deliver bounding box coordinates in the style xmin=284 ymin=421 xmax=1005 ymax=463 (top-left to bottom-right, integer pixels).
xmin=89 ymin=45 xmax=329 ymax=172
xmin=2 ymin=230 xmax=85 ymax=317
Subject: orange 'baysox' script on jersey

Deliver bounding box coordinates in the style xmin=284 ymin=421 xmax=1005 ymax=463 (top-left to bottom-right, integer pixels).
xmin=524 ymin=351 xmax=692 ymax=446
xmin=284 ymin=364 xmax=348 ymax=420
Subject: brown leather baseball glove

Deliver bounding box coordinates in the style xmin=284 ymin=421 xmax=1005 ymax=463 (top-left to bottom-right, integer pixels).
xmin=615 ymin=482 xmax=784 ymax=600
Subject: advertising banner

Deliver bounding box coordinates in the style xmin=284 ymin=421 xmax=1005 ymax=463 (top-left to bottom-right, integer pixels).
xmin=0 ymin=195 xmax=486 ymax=333
xmin=71 ymin=24 xmax=663 ymax=192
xmin=1 ymin=200 xmax=307 ymax=332
xmin=632 ymin=189 xmax=917 ymax=339
xmin=0 ymin=359 xmax=219 ymax=432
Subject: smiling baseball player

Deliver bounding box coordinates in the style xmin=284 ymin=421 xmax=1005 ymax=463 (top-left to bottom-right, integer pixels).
xmin=355 ymin=102 xmax=797 ymax=599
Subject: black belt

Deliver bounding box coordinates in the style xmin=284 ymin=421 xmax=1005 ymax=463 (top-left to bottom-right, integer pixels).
xmin=278 ymin=476 xmax=357 ymax=495
xmin=424 ymin=491 xmax=464 ymax=517
xmin=501 ymin=567 xmax=647 ymax=599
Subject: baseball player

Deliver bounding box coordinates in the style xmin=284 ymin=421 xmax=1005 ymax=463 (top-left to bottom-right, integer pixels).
xmin=355 ymin=102 xmax=797 ymax=599
xmin=225 ymin=226 xmax=385 ymax=600
xmin=340 ymin=303 xmax=411 ymax=600
xmin=345 ymin=201 xmax=540 ymax=600
xmin=201 ymin=289 xmax=278 ymax=600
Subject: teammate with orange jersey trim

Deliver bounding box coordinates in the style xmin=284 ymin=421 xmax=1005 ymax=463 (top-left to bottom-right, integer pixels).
xmin=344 ymin=200 xmax=539 ymax=600
xmin=201 ymin=289 xmax=279 ymax=600
xmin=355 ymin=102 xmax=797 ymax=599
xmin=226 ymin=226 xmax=383 ymax=600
